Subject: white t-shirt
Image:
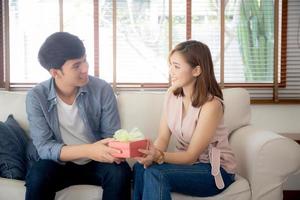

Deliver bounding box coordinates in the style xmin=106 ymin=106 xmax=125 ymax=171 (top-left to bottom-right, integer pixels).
xmin=56 ymin=94 xmax=92 ymax=165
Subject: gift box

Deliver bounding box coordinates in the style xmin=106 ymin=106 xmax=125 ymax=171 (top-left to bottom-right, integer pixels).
xmin=108 ymin=139 xmax=149 ymax=158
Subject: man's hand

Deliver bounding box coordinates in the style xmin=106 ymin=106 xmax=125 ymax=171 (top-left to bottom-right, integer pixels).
xmin=88 ymin=138 xmax=124 ymax=164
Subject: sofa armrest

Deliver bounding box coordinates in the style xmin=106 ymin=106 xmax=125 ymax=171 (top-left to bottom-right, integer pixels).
xmin=229 ymin=125 xmax=300 ymax=200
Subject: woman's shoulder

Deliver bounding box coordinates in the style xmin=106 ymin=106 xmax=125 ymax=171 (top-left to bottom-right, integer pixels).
xmin=201 ymin=96 xmax=224 ymax=114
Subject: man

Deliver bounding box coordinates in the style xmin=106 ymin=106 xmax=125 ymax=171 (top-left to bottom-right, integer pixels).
xmin=25 ymin=32 xmax=131 ymax=200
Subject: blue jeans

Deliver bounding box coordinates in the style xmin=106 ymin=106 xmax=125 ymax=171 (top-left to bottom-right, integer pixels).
xmin=133 ymin=162 xmax=235 ymax=200
xmin=25 ymin=160 xmax=132 ymax=200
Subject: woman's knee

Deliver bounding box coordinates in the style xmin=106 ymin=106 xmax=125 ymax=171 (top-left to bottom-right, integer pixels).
xmin=133 ymin=162 xmax=145 ymax=175
xmin=143 ymin=165 xmax=163 ymax=182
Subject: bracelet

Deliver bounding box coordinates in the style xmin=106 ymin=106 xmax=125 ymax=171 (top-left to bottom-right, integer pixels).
xmin=155 ymin=149 xmax=165 ymax=164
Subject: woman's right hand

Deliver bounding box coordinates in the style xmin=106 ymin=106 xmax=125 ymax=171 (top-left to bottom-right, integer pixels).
xmin=134 ymin=142 xmax=161 ymax=168
xmin=87 ymin=138 xmax=124 ymax=164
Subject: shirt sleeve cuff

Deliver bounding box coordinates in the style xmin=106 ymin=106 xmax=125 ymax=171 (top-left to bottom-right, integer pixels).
xmin=53 ymin=143 xmax=66 ymax=164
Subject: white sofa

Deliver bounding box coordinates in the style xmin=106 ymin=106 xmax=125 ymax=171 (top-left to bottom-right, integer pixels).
xmin=0 ymin=88 xmax=299 ymax=200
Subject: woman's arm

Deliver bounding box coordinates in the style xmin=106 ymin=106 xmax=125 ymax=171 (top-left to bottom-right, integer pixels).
xmin=153 ymin=110 xmax=172 ymax=151
xmin=138 ymin=98 xmax=224 ymax=167
xmin=135 ymin=108 xmax=171 ymax=167
xmin=164 ymin=98 xmax=223 ymax=164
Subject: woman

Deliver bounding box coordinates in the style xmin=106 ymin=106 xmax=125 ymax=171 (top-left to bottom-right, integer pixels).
xmin=133 ymin=40 xmax=236 ymax=200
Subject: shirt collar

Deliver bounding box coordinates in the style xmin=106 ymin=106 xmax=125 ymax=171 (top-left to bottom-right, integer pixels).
xmin=47 ymin=78 xmax=88 ymax=111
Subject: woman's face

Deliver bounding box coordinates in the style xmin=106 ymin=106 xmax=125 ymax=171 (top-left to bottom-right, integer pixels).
xmin=169 ymin=51 xmax=196 ymax=88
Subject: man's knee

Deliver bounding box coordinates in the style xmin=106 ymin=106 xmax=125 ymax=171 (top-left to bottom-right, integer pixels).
xmin=26 ymin=160 xmax=60 ymax=188
xmin=111 ymin=162 xmax=131 ymax=181
xmin=101 ymin=162 xmax=131 ymax=185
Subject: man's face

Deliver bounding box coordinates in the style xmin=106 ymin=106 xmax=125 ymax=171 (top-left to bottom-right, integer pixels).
xmin=53 ymin=55 xmax=89 ymax=87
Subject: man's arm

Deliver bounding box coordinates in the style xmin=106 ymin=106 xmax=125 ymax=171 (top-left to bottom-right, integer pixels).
xmin=59 ymin=138 xmax=121 ymax=163
xmin=26 ymin=90 xmax=64 ymax=162
xmin=61 ymin=83 xmax=123 ymax=163
xmin=27 ymin=90 xmax=122 ymax=163
xmin=59 ymin=83 xmax=122 ymax=163
xmin=99 ymin=84 xmax=121 ymax=137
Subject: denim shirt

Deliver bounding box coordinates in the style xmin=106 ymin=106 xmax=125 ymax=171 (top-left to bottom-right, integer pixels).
xmin=26 ymin=76 xmax=121 ymax=162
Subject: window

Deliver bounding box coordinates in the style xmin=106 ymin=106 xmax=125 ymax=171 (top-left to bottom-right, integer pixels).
xmin=1 ymin=0 xmax=299 ymax=103
xmin=192 ymin=1 xmax=221 ymax=82
xmin=224 ymin=0 xmax=274 ymax=83
xmin=8 ymin=0 xmax=59 ymax=83
xmin=115 ymin=0 xmax=169 ymax=84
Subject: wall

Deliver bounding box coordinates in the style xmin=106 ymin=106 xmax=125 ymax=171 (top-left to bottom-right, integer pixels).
xmin=251 ymin=105 xmax=300 ymax=134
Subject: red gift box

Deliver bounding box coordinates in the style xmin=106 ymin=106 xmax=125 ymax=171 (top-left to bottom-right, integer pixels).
xmin=108 ymin=139 xmax=149 ymax=158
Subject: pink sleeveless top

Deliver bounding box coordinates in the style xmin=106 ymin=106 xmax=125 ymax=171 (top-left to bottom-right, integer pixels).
xmin=164 ymin=91 xmax=236 ymax=189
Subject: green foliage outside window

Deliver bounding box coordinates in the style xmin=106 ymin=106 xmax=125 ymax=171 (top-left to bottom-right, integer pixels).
xmin=237 ymin=0 xmax=274 ymax=81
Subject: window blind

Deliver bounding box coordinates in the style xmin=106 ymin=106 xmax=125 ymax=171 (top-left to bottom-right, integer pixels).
xmin=63 ymin=0 xmax=94 ymax=77
xmin=172 ymin=0 xmax=186 ymax=47
xmin=224 ymin=0 xmax=274 ymax=84
xmin=8 ymin=0 xmax=59 ymax=83
xmin=99 ymin=0 xmax=113 ymax=82
xmin=191 ymin=0 xmax=221 ymax=82
xmin=115 ymin=0 xmax=169 ymax=84
xmin=2 ymin=0 xmax=299 ymax=102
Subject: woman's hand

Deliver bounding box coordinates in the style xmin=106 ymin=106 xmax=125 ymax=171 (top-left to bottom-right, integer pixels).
xmin=88 ymin=138 xmax=124 ymax=164
xmin=134 ymin=141 xmax=161 ymax=168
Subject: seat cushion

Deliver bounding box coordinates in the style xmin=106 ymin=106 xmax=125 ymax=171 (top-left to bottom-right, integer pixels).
xmin=0 ymin=177 xmax=26 ymax=200
xmin=0 ymin=175 xmax=250 ymax=200
xmin=55 ymin=175 xmax=251 ymax=200
xmin=172 ymin=175 xmax=251 ymax=200
xmin=55 ymin=185 xmax=102 ymax=200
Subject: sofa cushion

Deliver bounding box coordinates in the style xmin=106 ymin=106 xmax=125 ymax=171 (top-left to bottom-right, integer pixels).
xmin=172 ymin=175 xmax=251 ymax=200
xmin=0 ymin=115 xmax=29 ymax=180
xmin=0 ymin=177 xmax=26 ymax=200
xmin=0 ymin=175 xmax=251 ymax=200
xmin=223 ymin=88 xmax=251 ymax=134
xmin=0 ymin=91 xmax=28 ymax=133
xmin=118 ymin=89 xmax=251 ymax=140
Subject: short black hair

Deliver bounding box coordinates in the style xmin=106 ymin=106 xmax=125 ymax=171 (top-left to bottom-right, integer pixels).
xmin=38 ymin=32 xmax=86 ymax=70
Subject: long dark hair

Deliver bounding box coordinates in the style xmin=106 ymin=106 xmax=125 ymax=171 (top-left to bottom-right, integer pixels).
xmin=169 ymin=40 xmax=223 ymax=107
